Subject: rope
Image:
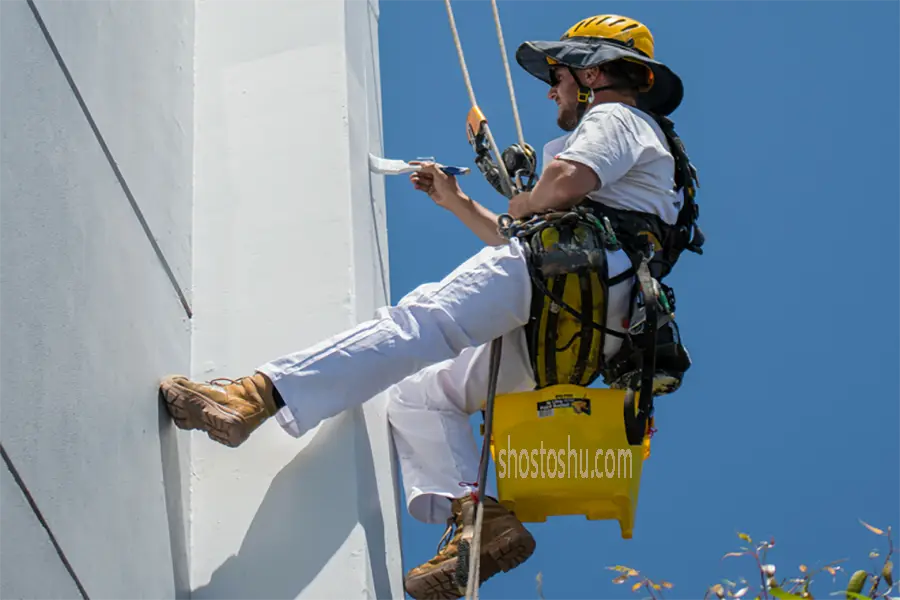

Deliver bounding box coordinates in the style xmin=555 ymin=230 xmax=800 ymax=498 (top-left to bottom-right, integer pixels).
xmin=466 ymin=504 xmax=485 ymax=599
xmin=463 ymin=336 xmax=503 ymax=599
xmin=442 ymin=0 xmax=515 ymax=198
xmin=443 ymin=0 xmax=477 ymax=111
xmin=440 ymin=2 xmax=524 ymax=596
xmin=489 ymin=0 xmax=526 ymax=150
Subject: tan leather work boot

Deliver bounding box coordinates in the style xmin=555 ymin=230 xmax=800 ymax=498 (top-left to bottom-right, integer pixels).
xmin=404 ymin=495 xmax=536 ymax=599
xmin=159 ymin=373 xmax=279 ymax=448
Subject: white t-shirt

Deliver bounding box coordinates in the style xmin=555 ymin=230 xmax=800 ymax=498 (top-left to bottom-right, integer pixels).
xmin=541 ymin=102 xmax=683 ymax=225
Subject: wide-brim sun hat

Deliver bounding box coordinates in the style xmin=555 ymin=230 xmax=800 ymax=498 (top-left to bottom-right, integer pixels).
xmin=515 ymin=14 xmax=684 ymax=116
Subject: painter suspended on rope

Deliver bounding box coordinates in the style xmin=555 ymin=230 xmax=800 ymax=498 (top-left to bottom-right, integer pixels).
xmin=157 ymin=8 xmax=706 ymax=600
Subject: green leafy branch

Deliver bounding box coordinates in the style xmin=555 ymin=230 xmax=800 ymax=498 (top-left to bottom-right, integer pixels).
xmin=592 ymin=519 xmax=895 ymax=600
xmin=606 ymin=564 xmax=674 ymax=600
xmin=838 ymin=520 xmax=894 ymax=600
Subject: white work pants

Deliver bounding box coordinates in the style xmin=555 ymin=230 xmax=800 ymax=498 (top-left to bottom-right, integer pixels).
xmin=257 ymin=238 xmax=635 ymax=523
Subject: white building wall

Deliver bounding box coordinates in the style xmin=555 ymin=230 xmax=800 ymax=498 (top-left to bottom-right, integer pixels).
xmin=0 ymin=465 xmax=86 ymax=599
xmin=189 ymin=0 xmax=401 ymax=598
xmin=1 ymin=0 xmax=194 ymax=598
xmin=2 ymin=0 xmax=401 ymax=597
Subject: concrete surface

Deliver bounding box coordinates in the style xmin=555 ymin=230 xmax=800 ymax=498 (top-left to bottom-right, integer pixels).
xmin=189 ymin=0 xmax=402 ymax=597
xmin=1 ymin=0 xmax=193 ymax=597
xmin=1 ymin=0 xmax=399 ymax=596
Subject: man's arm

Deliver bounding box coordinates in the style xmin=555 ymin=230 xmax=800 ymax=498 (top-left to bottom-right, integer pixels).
xmin=446 ymin=193 xmax=507 ymax=246
xmin=522 ymin=158 xmax=600 ymax=214
xmin=410 ymin=162 xmax=507 ymax=246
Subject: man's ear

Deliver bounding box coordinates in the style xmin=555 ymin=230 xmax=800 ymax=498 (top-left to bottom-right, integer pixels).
xmin=582 ymin=66 xmax=602 ymax=86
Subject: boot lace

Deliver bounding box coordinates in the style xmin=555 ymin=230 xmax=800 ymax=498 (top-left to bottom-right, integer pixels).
xmin=208 ymin=377 xmax=249 ymax=387
xmin=435 ymin=516 xmax=457 ymax=554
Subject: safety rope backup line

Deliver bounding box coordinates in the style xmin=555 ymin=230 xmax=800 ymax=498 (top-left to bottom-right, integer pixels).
xmin=442 ymin=0 xmax=515 ymax=199
xmin=441 ymin=2 xmax=529 ymax=597
xmin=464 ymin=336 xmax=502 ymax=600
xmin=489 ymin=0 xmax=526 ymax=151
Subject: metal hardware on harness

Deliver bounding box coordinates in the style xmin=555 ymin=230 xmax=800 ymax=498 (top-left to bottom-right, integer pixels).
xmin=499 ymin=206 xmax=618 ymax=247
xmin=501 ymin=143 xmax=537 ymax=195
xmin=465 ymin=107 xmax=528 ymax=199
xmin=623 ymin=235 xmax=667 ymax=445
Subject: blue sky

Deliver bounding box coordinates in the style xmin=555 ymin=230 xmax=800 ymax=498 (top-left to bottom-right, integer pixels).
xmin=378 ymin=2 xmax=899 ymax=598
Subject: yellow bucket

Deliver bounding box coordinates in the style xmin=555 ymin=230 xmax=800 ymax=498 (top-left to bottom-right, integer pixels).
xmin=486 ymin=384 xmax=650 ymax=539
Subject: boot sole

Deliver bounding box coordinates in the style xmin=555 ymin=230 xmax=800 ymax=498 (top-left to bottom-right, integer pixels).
xmin=159 ymin=377 xmax=249 ymax=448
xmin=404 ymin=525 xmax=536 ymax=599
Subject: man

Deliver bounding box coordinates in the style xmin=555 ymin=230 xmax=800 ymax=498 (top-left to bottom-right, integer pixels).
xmin=159 ymin=14 xmax=700 ymax=599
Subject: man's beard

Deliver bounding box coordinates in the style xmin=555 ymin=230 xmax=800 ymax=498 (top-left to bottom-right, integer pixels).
xmin=556 ymin=105 xmax=579 ymax=131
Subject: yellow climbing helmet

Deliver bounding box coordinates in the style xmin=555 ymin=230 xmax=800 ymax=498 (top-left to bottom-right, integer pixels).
xmin=516 ymin=14 xmax=683 ymax=116
xmin=560 ymin=15 xmax=655 ymax=58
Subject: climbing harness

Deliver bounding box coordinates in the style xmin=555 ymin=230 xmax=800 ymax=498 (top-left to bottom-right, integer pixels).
xmin=513 ymin=207 xmax=630 ymax=389
xmin=505 ymin=208 xmax=671 ymax=443
xmin=581 ymin=114 xmax=704 ymax=283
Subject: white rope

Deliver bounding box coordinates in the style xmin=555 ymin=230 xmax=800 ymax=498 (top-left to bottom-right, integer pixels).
xmin=489 ymin=0 xmax=526 ymax=150
xmin=441 ymin=3 xmax=525 ymax=596
xmin=442 ymin=0 xmax=515 ymax=198
xmin=443 ymin=0 xmax=477 ymax=110
xmin=465 ymin=503 xmax=486 ymax=600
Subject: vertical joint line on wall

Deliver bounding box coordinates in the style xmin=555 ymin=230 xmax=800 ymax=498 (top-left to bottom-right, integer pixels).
xmin=364 ymin=1 xmax=389 ymax=306
xmin=1 ymin=443 xmax=91 ymax=600
xmin=24 ymin=0 xmax=193 ymax=319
